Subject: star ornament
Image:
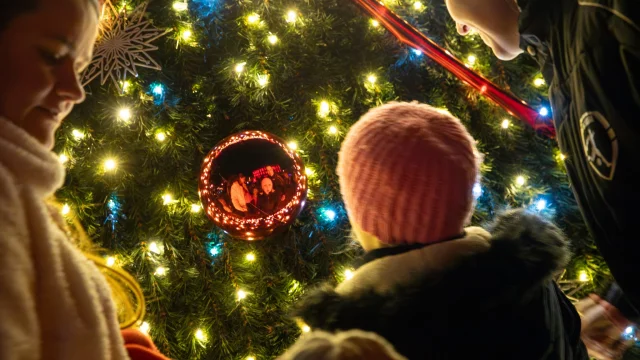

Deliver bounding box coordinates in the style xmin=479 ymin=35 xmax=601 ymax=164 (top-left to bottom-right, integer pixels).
xmin=82 ymin=0 xmax=171 ymax=93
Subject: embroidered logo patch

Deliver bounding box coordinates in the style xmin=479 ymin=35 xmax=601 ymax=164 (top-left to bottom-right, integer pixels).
xmin=580 ymin=112 xmax=618 ymax=180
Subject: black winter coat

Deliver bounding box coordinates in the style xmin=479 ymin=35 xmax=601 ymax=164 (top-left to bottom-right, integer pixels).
xmin=294 ymin=210 xmax=588 ymax=359
xmin=517 ymin=0 xmax=640 ymax=314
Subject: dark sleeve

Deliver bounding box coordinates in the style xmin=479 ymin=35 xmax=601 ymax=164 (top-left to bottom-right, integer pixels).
xmin=553 ymin=1 xmax=640 ymax=312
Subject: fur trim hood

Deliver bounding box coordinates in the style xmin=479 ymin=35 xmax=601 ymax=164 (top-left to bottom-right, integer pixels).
xmin=293 ymin=210 xmax=586 ymax=360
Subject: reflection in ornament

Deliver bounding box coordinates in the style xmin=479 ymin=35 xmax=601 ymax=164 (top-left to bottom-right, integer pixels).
xmin=82 ymin=0 xmax=171 ymax=93
xmin=199 ymin=131 xmax=308 ymax=240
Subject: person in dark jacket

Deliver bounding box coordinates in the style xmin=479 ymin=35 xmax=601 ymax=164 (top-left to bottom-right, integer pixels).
xmin=293 ymin=102 xmax=587 ymax=360
xmin=443 ymin=0 xmax=640 ymax=324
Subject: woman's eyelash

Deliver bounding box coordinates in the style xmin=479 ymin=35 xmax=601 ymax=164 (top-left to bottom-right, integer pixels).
xmin=39 ymin=49 xmax=65 ymax=65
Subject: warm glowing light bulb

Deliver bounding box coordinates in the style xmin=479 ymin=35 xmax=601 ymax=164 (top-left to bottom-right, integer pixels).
xmin=195 ymin=329 xmax=207 ymax=341
xmin=515 ymin=176 xmax=526 ymax=186
xmin=370 ymin=19 xmax=380 ymax=27
xmin=156 ymin=132 xmax=166 ymax=142
xmin=235 ymin=62 xmax=246 ymax=74
xmin=578 ymin=271 xmax=589 ymax=282
xmin=246 ymin=357 xmax=256 ymax=360
xmin=533 ymin=78 xmax=545 ymax=87
xmin=140 ymin=322 xmax=150 ymax=334
xmin=121 ymin=80 xmax=131 ymax=93
xmin=257 ymin=74 xmax=269 ymax=87
xmin=149 ymin=242 xmax=162 ymax=254
xmin=173 ymin=1 xmax=188 ymax=11
xmin=560 ymin=153 xmax=566 ymax=161
xmin=104 ymin=159 xmax=117 ymax=172
xmin=246 ymin=253 xmax=256 ymax=262
xmin=191 ymin=204 xmax=202 ymax=213
xmin=162 ymin=193 xmax=174 ymax=205
xmin=305 ymin=168 xmax=315 ymax=177
xmin=302 ymin=325 xmax=311 ymax=333
xmin=154 ymin=266 xmax=167 ymax=276
xmin=413 ymin=1 xmax=424 ymax=10
xmin=72 ymin=129 xmax=85 ymax=139
xmin=268 ymin=34 xmax=278 ymax=44
xmin=59 ymin=154 xmax=69 ymax=164
xmin=118 ymin=108 xmax=132 ymax=121
xmin=106 ymin=256 xmax=116 ymax=267
xmin=247 ymin=13 xmax=260 ymax=24
xmin=328 ymin=125 xmax=338 ymax=134
xmin=61 ymin=204 xmax=71 ymax=215
xmin=237 ymin=290 xmax=247 ymax=300
xmin=467 ymin=55 xmax=477 ymax=65
xmin=181 ymin=29 xmax=192 ymax=40
xmin=287 ymin=141 xmax=298 ymax=150
xmin=367 ymin=74 xmax=377 ymax=84
xmin=501 ymin=119 xmax=510 ymax=129
xmin=345 ymin=269 xmax=354 ymax=280
xmin=318 ymin=100 xmax=330 ymax=117
xmin=286 ymin=10 xmax=297 ymax=23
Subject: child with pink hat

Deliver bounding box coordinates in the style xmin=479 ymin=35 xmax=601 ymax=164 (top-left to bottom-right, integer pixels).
xmin=292 ymin=102 xmax=587 ymax=359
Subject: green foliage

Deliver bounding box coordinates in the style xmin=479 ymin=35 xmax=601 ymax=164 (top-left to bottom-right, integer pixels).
xmin=56 ymin=0 xmax=606 ymax=358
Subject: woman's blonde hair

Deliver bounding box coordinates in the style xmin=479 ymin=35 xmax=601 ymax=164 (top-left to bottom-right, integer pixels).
xmin=51 ymin=201 xmax=145 ymax=329
xmin=278 ymin=330 xmax=407 ymax=360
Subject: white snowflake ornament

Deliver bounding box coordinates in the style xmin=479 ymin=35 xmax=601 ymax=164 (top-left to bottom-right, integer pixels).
xmin=82 ymin=0 xmax=171 ymax=93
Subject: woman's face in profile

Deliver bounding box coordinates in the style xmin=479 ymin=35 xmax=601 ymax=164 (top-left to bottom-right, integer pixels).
xmin=0 ymin=0 xmax=99 ymax=149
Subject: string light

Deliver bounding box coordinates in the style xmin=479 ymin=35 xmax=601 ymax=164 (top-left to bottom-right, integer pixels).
xmin=473 ymin=183 xmax=483 ymax=199
xmin=210 ymin=246 xmax=220 ymax=256
xmin=247 ymin=13 xmax=260 ymax=24
xmin=322 ymin=208 xmax=336 ymax=221
xmin=154 ymin=266 xmax=167 ymax=276
xmin=121 ymin=80 xmax=131 ymax=93
xmin=235 ymin=62 xmax=247 ymax=74
xmin=191 ymin=204 xmax=202 ymax=213
xmin=257 ymin=74 xmax=269 ymax=87
xmin=246 ymin=357 xmax=256 ymax=360
xmin=535 ymin=199 xmax=548 ymax=211
xmin=533 ymin=78 xmax=545 ymax=87
xmin=287 ymin=141 xmax=298 ymax=150
xmin=318 ymin=100 xmax=331 ymax=117
xmin=118 ymin=108 xmax=132 ymax=122
xmin=560 ymin=154 xmax=566 ymax=161
xmin=285 ymin=10 xmax=297 ymax=23
xmin=237 ymin=289 xmax=248 ymax=300
xmin=181 ymin=29 xmax=192 ymax=41
xmin=72 ymin=129 xmax=85 ymax=140
xmin=246 ymin=253 xmax=256 ymax=262
xmin=515 ymin=175 xmax=526 ymax=186
xmin=149 ymin=241 xmax=163 ymax=254
xmin=152 ymin=84 xmax=164 ymax=96
xmin=539 ymin=107 xmax=549 ymax=116
xmin=104 ymin=159 xmax=117 ymax=172
xmin=156 ymin=132 xmax=167 ymax=142
xmin=366 ymin=74 xmax=377 ymax=84
xmin=412 ymin=48 xmax=422 ymax=55
xmin=140 ymin=321 xmax=150 ymax=334
xmin=305 ymin=167 xmax=315 ymax=177
xmin=578 ymin=270 xmax=589 ymax=282
xmin=302 ymin=325 xmax=311 ymax=333
xmin=195 ymin=329 xmax=207 ymax=341
xmin=106 ymin=256 xmax=116 ymax=267
xmin=413 ymin=1 xmax=424 ymax=10
xmin=267 ymin=34 xmax=278 ymax=44
xmin=172 ymin=1 xmax=188 ymax=11
xmin=162 ymin=193 xmax=174 ymax=205
xmin=344 ymin=269 xmax=354 ymax=280
xmin=501 ymin=119 xmax=510 ymax=129
xmin=59 ymin=153 xmax=69 ymax=164
xmin=61 ymin=204 xmax=71 ymax=215
xmin=370 ymin=19 xmax=380 ymax=27
xmin=328 ymin=125 xmax=338 ymax=134
xmin=467 ymin=55 xmax=477 ymax=65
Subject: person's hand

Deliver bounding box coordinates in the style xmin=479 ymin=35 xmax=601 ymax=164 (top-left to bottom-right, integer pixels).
xmin=577 ymin=294 xmax=635 ymax=360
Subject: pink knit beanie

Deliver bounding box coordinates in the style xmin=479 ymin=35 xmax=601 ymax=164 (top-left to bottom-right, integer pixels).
xmin=337 ymin=102 xmax=480 ymax=246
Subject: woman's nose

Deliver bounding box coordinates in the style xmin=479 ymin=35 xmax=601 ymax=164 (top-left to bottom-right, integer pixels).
xmin=456 ymin=22 xmax=471 ymax=36
xmin=57 ymin=61 xmax=86 ymax=104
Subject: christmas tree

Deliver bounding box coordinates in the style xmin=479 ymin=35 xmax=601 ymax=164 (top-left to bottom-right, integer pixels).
xmin=57 ymin=0 xmax=607 ymax=358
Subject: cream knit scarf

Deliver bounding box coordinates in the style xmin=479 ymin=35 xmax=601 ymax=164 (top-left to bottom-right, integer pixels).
xmin=0 ymin=118 xmax=128 ymax=360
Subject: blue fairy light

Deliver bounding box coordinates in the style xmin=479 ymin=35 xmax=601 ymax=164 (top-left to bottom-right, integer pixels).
xmin=105 ymin=194 xmax=123 ymax=232
xmin=539 ymin=106 xmax=549 ymax=116
xmin=412 ymin=49 xmax=422 ymax=56
xmin=206 ymin=241 xmax=223 ymax=259
xmin=535 ymin=198 xmax=548 ymax=211
xmin=321 ymin=208 xmax=337 ymax=221
xmin=152 ymin=84 xmax=164 ymax=96
xmin=473 ymin=183 xmax=483 ymax=200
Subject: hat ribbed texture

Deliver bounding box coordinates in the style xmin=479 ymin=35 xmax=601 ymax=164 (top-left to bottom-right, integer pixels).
xmin=337 ymin=102 xmax=479 ymax=245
